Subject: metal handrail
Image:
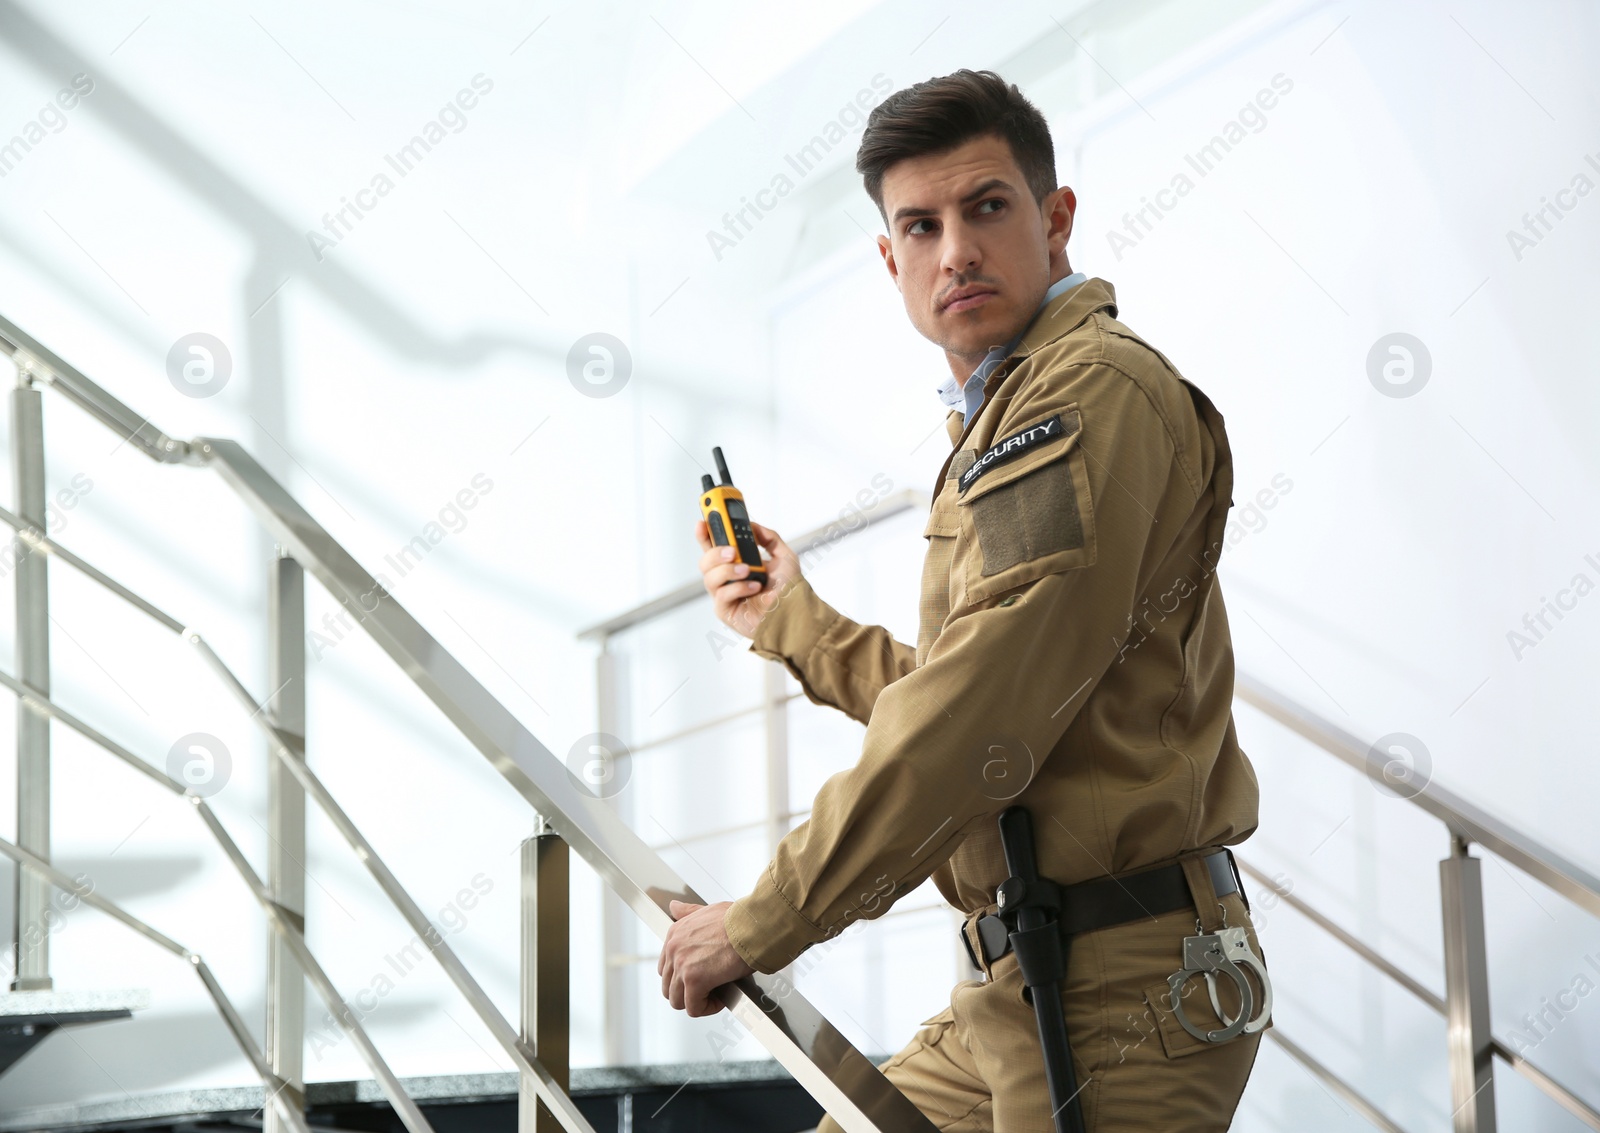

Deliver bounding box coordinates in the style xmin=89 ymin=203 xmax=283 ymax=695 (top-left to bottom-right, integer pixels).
xmin=198 ymin=443 xmax=935 ymax=1132
xmin=186 ymin=635 xmax=596 ymax=1133
xmin=1234 ymin=858 xmax=1443 ymax=1013
xmin=2 ymin=315 xmax=935 ymax=1132
xmin=0 ymin=837 xmax=311 ymax=1133
xmin=0 ymin=313 xmax=197 ymax=465
xmin=0 ymin=495 xmax=597 ymax=1129
xmin=1238 ymin=862 xmax=1600 ymax=1129
xmin=577 ymin=489 xmax=930 ymax=641
xmin=1233 ymin=684 xmax=1600 ymax=1129
xmin=1235 ymin=673 xmax=1600 ymax=918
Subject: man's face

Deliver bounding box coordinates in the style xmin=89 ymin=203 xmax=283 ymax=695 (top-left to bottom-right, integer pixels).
xmin=875 ymin=133 xmax=1074 ymax=366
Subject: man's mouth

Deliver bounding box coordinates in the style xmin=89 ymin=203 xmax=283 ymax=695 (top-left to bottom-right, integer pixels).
xmin=940 ymin=285 xmax=997 ymax=314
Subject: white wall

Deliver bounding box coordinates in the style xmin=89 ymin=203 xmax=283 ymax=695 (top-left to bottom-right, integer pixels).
xmin=0 ymin=0 xmax=1596 ymax=1129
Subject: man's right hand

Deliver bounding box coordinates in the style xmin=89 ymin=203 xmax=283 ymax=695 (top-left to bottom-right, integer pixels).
xmin=693 ymin=519 xmax=801 ymax=639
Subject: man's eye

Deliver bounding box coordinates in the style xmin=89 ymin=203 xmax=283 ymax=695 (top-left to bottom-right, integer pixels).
xmin=907 ymin=218 xmax=935 ymax=236
xmin=975 ymin=198 xmax=1004 ymax=215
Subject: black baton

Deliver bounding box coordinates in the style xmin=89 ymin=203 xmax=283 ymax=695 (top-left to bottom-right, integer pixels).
xmin=997 ymin=806 xmax=1086 ymax=1133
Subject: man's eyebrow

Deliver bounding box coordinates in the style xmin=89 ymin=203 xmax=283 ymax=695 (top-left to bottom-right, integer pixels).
xmin=890 ymin=178 xmax=1018 ymax=224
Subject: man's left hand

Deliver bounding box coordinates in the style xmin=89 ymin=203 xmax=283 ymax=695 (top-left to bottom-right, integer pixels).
xmin=658 ymin=900 xmax=755 ymax=1017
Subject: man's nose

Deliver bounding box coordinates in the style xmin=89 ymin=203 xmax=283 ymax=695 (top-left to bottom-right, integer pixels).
xmin=940 ymin=223 xmax=982 ymax=276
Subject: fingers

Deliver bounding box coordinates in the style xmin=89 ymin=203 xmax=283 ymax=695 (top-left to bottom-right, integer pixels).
xmin=692 ymin=518 xmax=712 ymax=552
xmin=699 ymin=549 xmax=757 ymax=594
xmin=685 ymin=984 xmax=714 ymax=1018
xmin=703 ymin=559 xmax=758 ymax=590
xmin=660 ymin=954 xmax=723 ymax=1016
xmin=750 ymin=522 xmax=798 ymax=574
xmin=750 ymin=522 xmax=790 ymax=552
xmin=750 ymin=523 xmax=788 ymax=562
xmin=694 ymin=529 xmax=773 ymax=638
xmin=657 ymin=906 xmax=735 ymax=1018
xmin=697 ymin=543 xmax=737 ymax=577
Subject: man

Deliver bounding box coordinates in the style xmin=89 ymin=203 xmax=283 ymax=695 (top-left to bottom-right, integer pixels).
xmin=659 ymin=69 xmax=1267 ymax=1131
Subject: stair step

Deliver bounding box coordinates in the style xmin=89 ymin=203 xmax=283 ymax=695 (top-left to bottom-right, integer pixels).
xmin=0 ymin=990 xmax=148 ymax=1078
xmin=0 ymin=1058 xmax=862 ymax=1132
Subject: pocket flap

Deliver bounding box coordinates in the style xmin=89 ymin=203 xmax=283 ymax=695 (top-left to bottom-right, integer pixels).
xmin=956 ymin=408 xmax=1082 ymax=505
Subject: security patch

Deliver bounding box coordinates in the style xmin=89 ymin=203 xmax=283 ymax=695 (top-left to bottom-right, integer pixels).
xmin=958 ymin=414 xmax=1075 ymax=494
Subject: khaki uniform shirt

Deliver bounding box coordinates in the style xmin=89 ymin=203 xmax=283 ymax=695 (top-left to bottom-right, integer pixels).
xmin=724 ymin=277 xmax=1259 ymax=975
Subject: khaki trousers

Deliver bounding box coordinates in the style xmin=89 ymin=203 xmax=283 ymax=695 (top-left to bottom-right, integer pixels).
xmin=819 ymin=888 xmax=1266 ymax=1132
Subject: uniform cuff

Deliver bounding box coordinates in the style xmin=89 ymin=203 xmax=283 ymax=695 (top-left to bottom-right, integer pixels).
xmin=725 ymin=862 xmax=824 ymax=974
xmin=747 ymin=575 xmax=839 ymax=668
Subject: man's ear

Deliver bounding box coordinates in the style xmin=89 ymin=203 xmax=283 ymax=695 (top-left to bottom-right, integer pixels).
xmin=876 ymin=233 xmax=901 ymax=292
xmin=1045 ymin=186 xmax=1076 ymax=257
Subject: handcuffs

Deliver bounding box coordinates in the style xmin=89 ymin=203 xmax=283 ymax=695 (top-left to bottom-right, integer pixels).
xmin=1165 ymin=904 xmax=1273 ymax=1043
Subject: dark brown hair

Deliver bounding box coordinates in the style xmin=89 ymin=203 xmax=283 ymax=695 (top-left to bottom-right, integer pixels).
xmin=855 ymin=70 xmax=1056 ymax=221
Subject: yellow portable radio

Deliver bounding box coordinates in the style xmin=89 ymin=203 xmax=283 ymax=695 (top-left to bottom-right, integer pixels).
xmin=700 ymin=447 xmax=767 ymax=588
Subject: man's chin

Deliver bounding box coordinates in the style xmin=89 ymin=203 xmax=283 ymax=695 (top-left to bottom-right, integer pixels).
xmin=939 ymin=311 xmax=1025 ymax=354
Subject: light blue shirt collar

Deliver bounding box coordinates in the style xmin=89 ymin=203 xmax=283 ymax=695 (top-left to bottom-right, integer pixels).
xmin=936 ymin=272 xmax=1088 ymax=423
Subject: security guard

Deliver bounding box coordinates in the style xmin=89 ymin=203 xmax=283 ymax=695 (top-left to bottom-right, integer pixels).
xmin=660 ymin=70 xmax=1268 ymax=1131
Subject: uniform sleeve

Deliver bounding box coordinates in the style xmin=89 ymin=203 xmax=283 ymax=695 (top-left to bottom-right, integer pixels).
xmin=724 ymin=366 xmax=1189 ymax=973
xmin=745 ymin=576 xmax=917 ymax=726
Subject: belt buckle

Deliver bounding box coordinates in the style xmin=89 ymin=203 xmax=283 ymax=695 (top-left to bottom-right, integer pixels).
xmin=960 ymin=914 xmax=1012 ymax=975
xmin=976 ymin=914 xmax=1009 ymax=964
xmin=960 ymin=919 xmax=981 ymax=972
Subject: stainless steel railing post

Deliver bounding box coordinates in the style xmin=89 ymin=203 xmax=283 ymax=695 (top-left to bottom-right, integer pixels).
xmin=266 ymin=549 xmax=308 ymax=1130
xmin=521 ymin=818 xmax=571 ymax=1133
xmin=9 ymin=368 xmax=51 ymax=991
xmin=1441 ymin=833 xmax=1498 ymax=1132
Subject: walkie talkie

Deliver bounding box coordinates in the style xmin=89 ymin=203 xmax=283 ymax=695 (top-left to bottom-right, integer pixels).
xmin=700 ymin=447 xmax=767 ymax=588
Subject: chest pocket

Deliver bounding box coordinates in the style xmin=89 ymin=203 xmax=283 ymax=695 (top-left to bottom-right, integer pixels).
xmin=956 ymin=406 xmax=1096 ymax=604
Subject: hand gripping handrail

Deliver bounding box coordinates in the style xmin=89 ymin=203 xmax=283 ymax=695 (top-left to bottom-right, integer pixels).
xmin=2 ymin=315 xmax=936 ymax=1133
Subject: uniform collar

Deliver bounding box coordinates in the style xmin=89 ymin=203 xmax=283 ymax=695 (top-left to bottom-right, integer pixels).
xmin=938 ymin=276 xmax=1120 ymax=449
xmin=1014 ymin=275 xmax=1118 ymax=358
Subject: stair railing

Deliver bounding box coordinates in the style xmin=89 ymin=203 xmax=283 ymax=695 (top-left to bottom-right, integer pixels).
xmin=0 ymin=310 xmax=938 ymax=1133
xmin=0 ymin=836 xmax=311 ymax=1133
xmin=1233 ymin=675 xmax=1600 ymax=1133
